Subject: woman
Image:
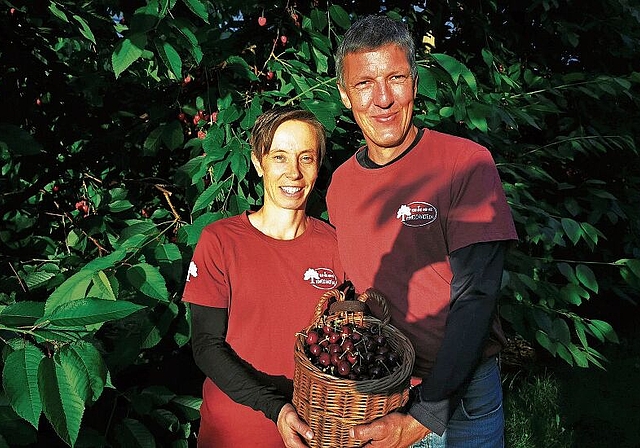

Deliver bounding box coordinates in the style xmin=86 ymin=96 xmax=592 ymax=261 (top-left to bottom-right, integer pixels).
xmin=182 ymin=107 xmax=344 ymax=447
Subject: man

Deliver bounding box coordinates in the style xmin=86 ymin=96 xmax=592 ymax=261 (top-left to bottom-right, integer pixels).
xmin=326 ymin=15 xmax=518 ymax=447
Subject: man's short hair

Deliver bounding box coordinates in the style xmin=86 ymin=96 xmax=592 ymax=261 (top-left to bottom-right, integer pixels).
xmin=335 ymin=15 xmax=417 ymax=86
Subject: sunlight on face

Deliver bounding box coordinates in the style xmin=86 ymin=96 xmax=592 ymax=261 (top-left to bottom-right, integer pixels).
xmin=252 ymin=120 xmax=320 ymax=212
xmin=338 ymin=43 xmax=417 ymax=161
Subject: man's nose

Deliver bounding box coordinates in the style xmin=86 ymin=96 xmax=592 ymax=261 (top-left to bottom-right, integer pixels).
xmin=373 ymin=81 xmax=393 ymax=108
xmin=286 ymin=161 xmax=302 ymax=179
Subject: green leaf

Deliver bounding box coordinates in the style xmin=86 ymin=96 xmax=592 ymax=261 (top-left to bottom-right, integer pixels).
xmin=589 ymin=319 xmax=619 ymax=343
xmin=561 ymin=217 xmax=582 ymax=245
xmin=466 ymin=103 xmax=488 ymax=132
xmin=0 ymin=301 xmax=44 ymax=326
xmin=535 ymin=330 xmax=557 ymax=356
xmin=557 ymin=262 xmax=578 ymax=284
xmin=144 ymin=127 xmax=164 ymax=156
xmin=192 ymin=182 xmax=225 ymax=214
xmin=3 ymin=344 xmax=44 ymax=427
xmin=112 ymin=33 xmax=148 ymax=79
xmin=559 ymin=283 xmax=588 ymax=305
xmin=45 ymin=269 xmax=94 ymax=315
xmin=115 ymin=418 xmax=156 ymax=448
xmin=126 ymin=263 xmax=169 ymax=302
xmin=310 ymin=8 xmax=328 ymax=31
xmin=432 ymin=53 xmax=464 ymax=85
xmin=550 ymin=318 xmax=571 ymax=345
xmin=59 ymin=342 xmax=107 ymax=404
xmin=417 ymin=66 xmax=437 ymax=100
xmin=161 ymin=120 xmax=185 ymax=150
xmin=72 ymin=14 xmax=96 ymax=44
xmin=170 ymin=19 xmax=203 ymax=64
xmin=157 ymin=40 xmax=182 ymax=79
xmin=171 ymin=395 xmax=203 ymax=421
xmin=39 ymin=298 xmax=145 ymax=327
xmin=566 ymin=343 xmax=589 ymax=368
xmin=38 ymin=357 xmax=85 ymax=447
xmin=177 ymin=212 xmax=223 ymax=246
xmin=229 ymin=147 xmax=249 ymax=180
xmin=108 ymin=199 xmax=134 ymax=213
xmin=576 ymin=264 xmax=598 ymax=293
xmin=0 ymin=124 xmax=43 ymax=156
xmin=301 ymin=100 xmax=341 ymax=132
xmin=141 ymin=302 xmax=179 ymax=349
xmin=328 ymin=5 xmax=351 ymax=29
xmin=48 ymin=3 xmax=69 ymax=22
xmin=181 ymin=0 xmax=208 ymax=23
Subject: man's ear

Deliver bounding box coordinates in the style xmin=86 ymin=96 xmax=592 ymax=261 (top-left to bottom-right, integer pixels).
xmin=413 ymin=74 xmax=418 ymax=98
xmin=337 ymin=83 xmax=352 ymax=109
xmin=251 ymin=152 xmax=263 ymax=177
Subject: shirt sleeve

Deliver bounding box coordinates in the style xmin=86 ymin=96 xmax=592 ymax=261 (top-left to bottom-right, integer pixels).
xmin=190 ymin=303 xmax=289 ymax=423
xmin=408 ymin=240 xmax=507 ymax=435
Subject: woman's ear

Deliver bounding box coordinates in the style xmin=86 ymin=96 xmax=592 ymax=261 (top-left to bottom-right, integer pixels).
xmin=251 ymin=152 xmax=263 ymax=177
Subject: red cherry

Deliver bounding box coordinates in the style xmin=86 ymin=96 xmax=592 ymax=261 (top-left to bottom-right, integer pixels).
xmin=346 ymin=351 xmax=358 ymax=365
xmin=306 ymin=330 xmax=319 ymax=345
xmin=178 ymin=112 xmax=186 ymax=122
xmin=266 ymin=71 xmax=275 ymax=81
xmin=329 ymin=332 xmax=341 ymax=344
xmin=197 ymin=130 xmax=206 ymax=139
xmin=193 ymin=115 xmax=201 ymax=125
xmin=183 ymin=75 xmax=192 ymax=84
xmin=211 ymin=111 xmax=218 ymax=123
xmin=309 ymin=343 xmax=322 ymax=356
xmin=280 ymin=35 xmax=288 ymax=45
xmin=341 ymin=339 xmax=354 ymax=353
xmin=318 ymin=352 xmax=331 ymax=367
xmin=52 ymin=185 xmax=59 ymax=192
xmin=258 ymin=16 xmax=267 ymax=26
xmin=337 ymin=361 xmax=351 ymax=376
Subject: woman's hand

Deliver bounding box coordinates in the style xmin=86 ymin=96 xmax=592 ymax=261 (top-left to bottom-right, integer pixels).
xmin=277 ymin=403 xmax=314 ymax=448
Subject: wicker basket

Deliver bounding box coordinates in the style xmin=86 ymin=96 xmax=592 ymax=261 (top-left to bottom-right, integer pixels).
xmin=293 ymin=288 xmax=415 ymax=448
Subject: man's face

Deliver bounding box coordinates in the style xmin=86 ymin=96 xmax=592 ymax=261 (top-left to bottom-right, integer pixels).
xmin=251 ymin=120 xmax=320 ymax=212
xmin=338 ymin=43 xmax=417 ymax=157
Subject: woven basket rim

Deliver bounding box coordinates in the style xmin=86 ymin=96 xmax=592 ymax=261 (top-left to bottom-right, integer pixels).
xmin=294 ymin=314 xmax=415 ymax=392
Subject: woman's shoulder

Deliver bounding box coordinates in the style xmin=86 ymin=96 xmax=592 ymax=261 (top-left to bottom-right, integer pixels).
xmin=308 ymin=216 xmax=337 ymax=238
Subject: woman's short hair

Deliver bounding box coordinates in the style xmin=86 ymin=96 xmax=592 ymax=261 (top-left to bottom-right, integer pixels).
xmin=249 ymin=106 xmax=326 ymax=165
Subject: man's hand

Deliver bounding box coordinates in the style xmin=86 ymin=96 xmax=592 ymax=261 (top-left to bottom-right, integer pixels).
xmin=349 ymin=412 xmax=431 ymax=448
xmin=277 ymin=403 xmax=314 ymax=448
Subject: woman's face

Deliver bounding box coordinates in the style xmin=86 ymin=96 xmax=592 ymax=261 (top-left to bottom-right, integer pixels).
xmin=252 ymin=120 xmax=320 ymax=212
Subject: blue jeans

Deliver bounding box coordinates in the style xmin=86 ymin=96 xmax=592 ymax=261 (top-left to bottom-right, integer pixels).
xmin=411 ymin=356 xmax=504 ymax=448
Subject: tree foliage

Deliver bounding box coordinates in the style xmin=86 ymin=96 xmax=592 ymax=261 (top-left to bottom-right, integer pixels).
xmin=1 ymin=0 xmax=639 ymax=445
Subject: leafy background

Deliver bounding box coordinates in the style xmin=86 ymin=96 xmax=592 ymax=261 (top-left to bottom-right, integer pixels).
xmin=1 ymin=0 xmax=639 ymax=446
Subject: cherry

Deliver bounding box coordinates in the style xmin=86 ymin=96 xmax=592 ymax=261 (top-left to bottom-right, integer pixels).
xmin=309 ymin=343 xmax=322 ymax=356
xmin=329 ymin=332 xmax=341 ymax=344
xmin=341 ymin=339 xmax=354 ymax=353
xmin=306 ymin=330 xmax=319 ymax=345
xmin=280 ymin=35 xmax=288 ymax=45
xmin=258 ymin=16 xmax=267 ymax=26
xmin=318 ymin=352 xmax=331 ymax=367
xmin=266 ymin=71 xmax=275 ymax=81
xmin=337 ymin=361 xmax=351 ymax=376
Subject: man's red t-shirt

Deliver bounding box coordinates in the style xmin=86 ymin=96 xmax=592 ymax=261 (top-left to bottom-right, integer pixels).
xmin=182 ymin=213 xmax=344 ymax=447
xmin=326 ymin=129 xmax=518 ymax=377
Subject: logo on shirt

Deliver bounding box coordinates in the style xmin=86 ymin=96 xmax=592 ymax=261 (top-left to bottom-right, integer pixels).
xmin=303 ymin=268 xmax=338 ymax=290
xmin=186 ymin=261 xmax=198 ymax=282
xmin=396 ymin=202 xmax=438 ymax=227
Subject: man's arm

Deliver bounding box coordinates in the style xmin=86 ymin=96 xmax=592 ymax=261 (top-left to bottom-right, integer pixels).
xmin=350 ymin=240 xmax=507 ymax=446
xmin=408 ymin=240 xmax=507 ymax=435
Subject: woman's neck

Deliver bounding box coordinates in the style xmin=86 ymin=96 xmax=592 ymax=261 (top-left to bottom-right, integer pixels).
xmin=248 ymin=207 xmax=309 ymax=240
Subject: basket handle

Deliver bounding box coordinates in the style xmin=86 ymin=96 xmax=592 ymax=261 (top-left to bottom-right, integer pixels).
xmin=357 ymin=288 xmax=391 ymax=326
xmin=310 ymin=289 xmax=344 ymax=325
